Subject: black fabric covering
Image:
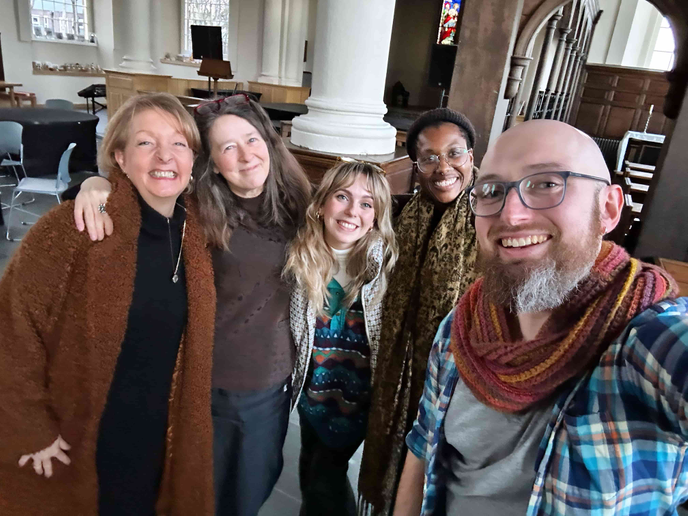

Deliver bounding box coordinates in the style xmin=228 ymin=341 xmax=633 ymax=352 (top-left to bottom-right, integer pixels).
xmin=96 ymin=197 xmax=187 ymax=516
xmin=0 ymin=108 xmax=98 ymax=177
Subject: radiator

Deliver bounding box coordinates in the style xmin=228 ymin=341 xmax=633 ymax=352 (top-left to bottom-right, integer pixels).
xmin=592 ymin=137 xmax=621 ymax=172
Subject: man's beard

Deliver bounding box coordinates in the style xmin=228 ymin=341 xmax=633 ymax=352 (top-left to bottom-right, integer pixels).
xmin=478 ymin=209 xmax=602 ymax=314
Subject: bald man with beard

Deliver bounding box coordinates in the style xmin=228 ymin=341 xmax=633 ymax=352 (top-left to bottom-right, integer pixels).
xmin=393 ymin=120 xmax=688 ymax=516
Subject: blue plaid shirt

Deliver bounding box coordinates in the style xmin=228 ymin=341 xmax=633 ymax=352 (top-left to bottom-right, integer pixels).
xmin=406 ymin=297 xmax=688 ymax=515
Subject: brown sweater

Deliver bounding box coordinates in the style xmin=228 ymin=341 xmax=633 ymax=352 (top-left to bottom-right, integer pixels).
xmin=0 ymin=170 xmax=216 ymax=515
xmin=212 ymin=193 xmax=294 ymax=391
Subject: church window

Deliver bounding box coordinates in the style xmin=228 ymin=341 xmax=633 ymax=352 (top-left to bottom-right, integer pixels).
xmin=437 ymin=0 xmax=461 ymax=45
xmin=30 ymin=0 xmax=89 ymax=40
xmin=649 ymin=17 xmax=675 ymax=71
xmin=182 ymin=0 xmax=230 ymax=60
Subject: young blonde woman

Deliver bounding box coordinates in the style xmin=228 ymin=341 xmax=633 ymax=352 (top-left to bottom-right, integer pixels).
xmin=284 ymin=161 xmax=397 ymax=516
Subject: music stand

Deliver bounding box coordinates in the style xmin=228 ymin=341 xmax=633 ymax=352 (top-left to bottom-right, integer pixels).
xmin=197 ymin=58 xmax=233 ymax=98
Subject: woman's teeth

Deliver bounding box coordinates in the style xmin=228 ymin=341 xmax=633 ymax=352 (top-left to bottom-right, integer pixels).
xmin=501 ymin=235 xmax=550 ymax=248
xmin=433 ymin=177 xmax=458 ymax=188
xmin=149 ymin=170 xmax=177 ymax=178
xmin=338 ymin=221 xmax=357 ymax=230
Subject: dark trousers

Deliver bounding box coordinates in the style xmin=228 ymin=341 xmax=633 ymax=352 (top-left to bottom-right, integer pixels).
xmin=298 ymin=411 xmax=363 ymax=516
xmin=212 ymin=379 xmax=292 ymax=516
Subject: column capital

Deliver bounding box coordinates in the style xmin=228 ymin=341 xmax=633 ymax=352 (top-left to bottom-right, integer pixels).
xmin=557 ymin=27 xmax=572 ymax=40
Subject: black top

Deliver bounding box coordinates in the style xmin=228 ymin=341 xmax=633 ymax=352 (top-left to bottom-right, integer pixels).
xmin=96 ymin=196 xmax=187 ymax=516
xmin=212 ymin=192 xmax=294 ymax=392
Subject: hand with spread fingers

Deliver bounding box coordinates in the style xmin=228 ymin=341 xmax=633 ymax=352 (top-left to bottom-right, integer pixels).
xmin=73 ymin=176 xmax=114 ymax=241
xmin=18 ymin=436 xmax=71 ymax=478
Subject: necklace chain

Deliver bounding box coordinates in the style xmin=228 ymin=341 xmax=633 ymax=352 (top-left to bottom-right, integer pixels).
xmin=166 ymin=203 xmax=187 ymax=284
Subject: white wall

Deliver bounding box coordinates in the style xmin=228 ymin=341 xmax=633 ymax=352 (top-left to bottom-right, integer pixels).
xmin=385 ymin=0 xmax=442 ymax=108
xmin=0 ymin=0 xmax=100 ymax=104
xmin=303 ymin=0 xmax=317 ymax=73
xmin=588 ymin=0 xmax=663 ymax=68
xmin=1 ymin=0 xmax=269 ymax=103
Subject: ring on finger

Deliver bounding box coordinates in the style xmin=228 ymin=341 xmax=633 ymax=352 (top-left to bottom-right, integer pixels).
xmin=98 ymin=203 xmax=107 ymax=214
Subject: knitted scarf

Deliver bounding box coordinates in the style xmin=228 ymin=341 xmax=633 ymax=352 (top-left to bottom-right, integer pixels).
xmin=358 ymin=184 xmax=478 ymax=515
xmin=450 ymin=242 xmax=677 ymax=413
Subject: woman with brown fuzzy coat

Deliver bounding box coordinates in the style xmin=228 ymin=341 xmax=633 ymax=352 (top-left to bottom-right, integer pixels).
xmin=0 ymin=93 xmax=216 ymax=515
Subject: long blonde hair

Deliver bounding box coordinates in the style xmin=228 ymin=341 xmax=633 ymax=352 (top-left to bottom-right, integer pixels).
xmin=284 ymin=161 xmax=398 ymax=316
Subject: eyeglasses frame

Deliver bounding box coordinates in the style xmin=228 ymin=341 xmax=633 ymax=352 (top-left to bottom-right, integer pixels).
xmin=193 ymin=93 xmax=252 ymax=116
xmin=413 ymin=148 xmax=471 ymax=175
xmin=467 ymin=170 xmax=611 ymax=217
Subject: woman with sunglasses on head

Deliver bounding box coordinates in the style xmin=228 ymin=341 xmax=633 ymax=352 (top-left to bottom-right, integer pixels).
xmin=72 ymin=94 xmax=311 ymax=516
xmin=0 ymin=93 xmax=216 ymax=515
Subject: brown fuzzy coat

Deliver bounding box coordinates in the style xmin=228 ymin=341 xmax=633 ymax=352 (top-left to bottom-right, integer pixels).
xmin=0 ymin=171 xmax=216 ymax=515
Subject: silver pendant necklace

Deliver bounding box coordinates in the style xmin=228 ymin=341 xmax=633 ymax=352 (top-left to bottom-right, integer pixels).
xmin=167 ymin=204 xmax=187 ymax=284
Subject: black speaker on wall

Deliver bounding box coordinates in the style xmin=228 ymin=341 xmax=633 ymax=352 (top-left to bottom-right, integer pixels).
xmin=191 ymin=25 xmax=223 ymax=60
xmin=428 ymin=44 xmax=457 ymax=88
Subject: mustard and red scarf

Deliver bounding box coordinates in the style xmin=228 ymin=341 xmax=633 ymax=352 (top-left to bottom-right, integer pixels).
xmin=450 ymin=242 xmax=678 ymax=413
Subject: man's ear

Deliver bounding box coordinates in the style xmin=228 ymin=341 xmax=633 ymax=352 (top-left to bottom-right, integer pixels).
xmin=600 ymin=184 xmax=624 ymax=234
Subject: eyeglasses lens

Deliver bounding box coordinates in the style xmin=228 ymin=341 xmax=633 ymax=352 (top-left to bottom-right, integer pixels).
xmin=417 ymin=149 xmax=468 ymax=173
xmin=470 ymin=172 xmax=567 ymax=216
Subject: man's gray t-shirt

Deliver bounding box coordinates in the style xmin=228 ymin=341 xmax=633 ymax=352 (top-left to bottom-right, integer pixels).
xmin=442 ymin=379 xmax=554 ymax=515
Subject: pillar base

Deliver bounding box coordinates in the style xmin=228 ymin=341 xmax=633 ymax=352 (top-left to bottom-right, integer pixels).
xmin=119 ymin=56 xmax=156 ymax=72
xmin=290 ymin=97 xmax=396 ymax=155
xmin=257 ymin=74 xmax=280 ymax=84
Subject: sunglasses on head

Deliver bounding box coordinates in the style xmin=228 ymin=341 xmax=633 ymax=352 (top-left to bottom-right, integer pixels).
xmin=336 ymin=156 xmax=387 ymax=175
xmin=193 ymin=93 xmax=252 ymax=116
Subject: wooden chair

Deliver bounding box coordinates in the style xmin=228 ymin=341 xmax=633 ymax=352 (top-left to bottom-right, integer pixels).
xmin=14 ymin=91 xmax=37 ymax=107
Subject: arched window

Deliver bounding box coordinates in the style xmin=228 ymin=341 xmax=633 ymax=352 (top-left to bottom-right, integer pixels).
xmin=437 ymin=0 xmax=461 ymax=46
xmin=650 ymin=17 xmax=675 ymax=71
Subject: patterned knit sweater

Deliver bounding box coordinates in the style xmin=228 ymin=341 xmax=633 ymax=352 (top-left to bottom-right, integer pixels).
xmin=298 ymin=279 xmax=371 ymax=448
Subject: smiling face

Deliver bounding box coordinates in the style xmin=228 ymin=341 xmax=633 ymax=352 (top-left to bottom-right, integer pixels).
xmin=474 ymin=120 xmax=623 ymax=312
xmin=415 ymin=123 xmax=474 ymax=205
xmin=320 ymin=174 xmax=376 ymax=250
xmin=209 ymin=114 xmax=271 ymax=198
xmin=114 ymin=108 xmax=194 ymax=216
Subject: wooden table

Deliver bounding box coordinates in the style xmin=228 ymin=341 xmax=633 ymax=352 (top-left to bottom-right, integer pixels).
xmin=0 ymin=81 xmax=22 ymax=107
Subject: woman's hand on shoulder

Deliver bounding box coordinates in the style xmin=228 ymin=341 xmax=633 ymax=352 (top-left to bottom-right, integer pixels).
xmin=74 ymin=176 xmax=114 ymax=241
xmin=18 ymin=435 xmax=71 ymax=478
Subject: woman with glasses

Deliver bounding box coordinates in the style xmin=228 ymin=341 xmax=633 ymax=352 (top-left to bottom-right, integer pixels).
xmin=72 ymin=94 xmax=312 ymax=516
xmin=358 ymin=108 xmax=480 ymax=515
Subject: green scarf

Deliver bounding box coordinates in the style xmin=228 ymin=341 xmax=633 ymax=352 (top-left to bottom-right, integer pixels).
xmin=358 ymin=184 xmax=478 ymax=515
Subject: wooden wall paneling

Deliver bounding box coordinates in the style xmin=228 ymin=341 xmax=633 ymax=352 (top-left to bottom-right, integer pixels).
xmin=604 ymin=106 xmax=637 ymax=138
xmin=572 ymin=64 xmax=671 ymax=139
xmin=575 ymin=102 xmax=606 ymax=135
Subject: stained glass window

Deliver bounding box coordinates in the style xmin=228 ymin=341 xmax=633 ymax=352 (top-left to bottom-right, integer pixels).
xmin=437 ymin=0 xmax=461 ymax=46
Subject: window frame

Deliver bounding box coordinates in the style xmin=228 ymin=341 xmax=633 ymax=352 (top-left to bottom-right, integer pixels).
xmin=180 ymin=0 xmax=230 ymax=60
xmin=649 ymin=17 xmax=676 ymax=71
xmin=29 ymin=0 xmax=95 ymax=44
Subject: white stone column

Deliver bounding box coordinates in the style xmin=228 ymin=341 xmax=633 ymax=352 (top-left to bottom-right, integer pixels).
xmin=291 ymin=0 xmax=397 ymax=155
xmin=118 ymin=0 xmax=155 ymax=71
xmin=280 ymin=0 xmax=307 ymax=86
xmin=258 ymin=0 xmax=283 ymax=84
